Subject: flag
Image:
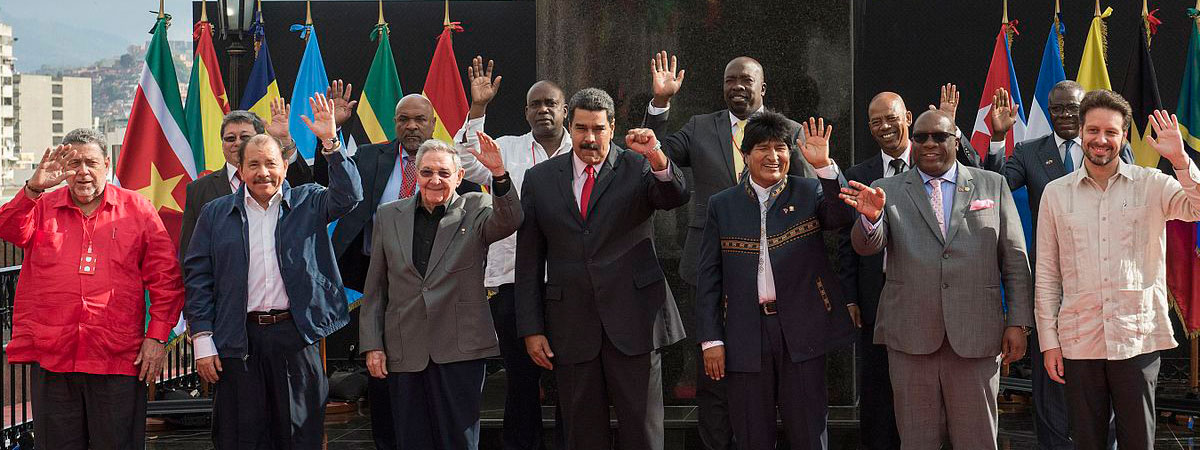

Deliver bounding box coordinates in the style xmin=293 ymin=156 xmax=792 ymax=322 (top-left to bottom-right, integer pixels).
xmin=1120 ymin=10 xmax=1164 ymax=168
xmin=1026 ymin=17 xmax=1067 ymax=140
xmin=116 ymin=16 xmax=195 ymax=344
xmin=358 ymin=22 xmax=403 ymax=144
xmin=288 ymin=22 xmax=330 ymax=160
xmin=969 ymin=23 xmax=1032 ymax=248
xmin=1077 ymin=7 xmax=1114 ymax=91
xmin=1167 ymin=8 xmax=1200 ymax=336
xmin=183 ymin=17 xmax=231 ymax=174
xmin=240 ymin=8 xmax=283 ymax=125
xmin=423 ymin=22 xmax=468 ymax=144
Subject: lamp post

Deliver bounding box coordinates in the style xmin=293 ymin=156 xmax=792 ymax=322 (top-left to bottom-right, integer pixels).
xmin=218 ymin=0 xmax=254 ymax=108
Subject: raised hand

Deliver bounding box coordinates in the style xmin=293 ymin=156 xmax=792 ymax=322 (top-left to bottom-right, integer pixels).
xmin=28 ymin=144 xmax=79 ymax=192
xmin=326 ymin=79 xmax=357 ymax=127
xmin=839 ymin=180 xmax=886 ymax=222
xmin=626 ymin=128 xmax=669 ymax=171
xmin=930 ymin=83 xmax=961 ymax=121
xmin=1147 ymin=110 xmax=1187 ymax=168
xmin=266 ymin=97 xmax=292 ymax=143
xmin=799 ymin=117 xmax=833 ymax=169
xmin=300 ymin=92 xmax=337 ymax=145
xmin=468 ymin=56 xmax=502 ymax=107
xmin=470 ymin=131 xmax=507 ymax=177
xmin=989 ymin=87 xmax=1018 ymax=142
xmin=650 ymin=50 xmax=686 ymax=107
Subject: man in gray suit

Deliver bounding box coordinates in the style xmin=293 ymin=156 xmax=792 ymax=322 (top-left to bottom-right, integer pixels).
xmin=359 ymin=137 xmax=522 ymax=450
xmin=844 ymin=110 xmax=1033 ymax=449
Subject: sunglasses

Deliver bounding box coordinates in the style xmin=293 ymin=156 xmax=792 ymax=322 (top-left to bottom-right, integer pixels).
xmin=222 ymin=134 xmax=253 ymax=143
xmin=912 ymin=132 xmax=954 ymax=144
xmin=419 ymin=169 xmax=456 ymax=179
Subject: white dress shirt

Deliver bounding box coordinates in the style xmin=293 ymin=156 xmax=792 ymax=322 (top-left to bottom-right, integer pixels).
xmin=570 ymin=150 xmax=675 ymax=206
xmin=989 ymin=133 xmax=1082 ymax=170
xmin=700 ymin=163 xmax=842 ymax=350
xmin=380 ymin=149 xmax=417 ymax=203
xmin=453 ymin=115 xmax=572 ymax=287
xmin=880 ymin=143 xmax=911 ymax=178
xmin=225 ymin=162 xmax=242 ymax=191
xmin=193 ymin=189 xmax=292 ymax=360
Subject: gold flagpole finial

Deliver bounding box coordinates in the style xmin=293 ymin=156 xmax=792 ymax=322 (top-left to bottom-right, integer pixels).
xmin=306 ymin=0 xmax=313 ymax=25
xmin=158 ymin=0 xmax=165 ymax=19
xmin=1094 ymin=0 xmax=1102 ymax=17
xmin=443 ymin=0 xmax=451 ymax=28
xmin=378 ymin=0 xmax=386 ymax=25
xmin=1055 ymin=0 xmax=1061 ymax=15
xmin=257 ymin=0 xmax=263 ymax=18
xmin=200 ymin=0 xmax=208 ymax=22
xmin=1142 ymin=0 xmax=1148 ymax=17
xmin=1002 ymin=0 xmax=1009 ymax=23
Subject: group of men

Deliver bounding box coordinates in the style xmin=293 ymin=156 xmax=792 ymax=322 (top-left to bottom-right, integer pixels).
xmin=2 ymin=45 xmax=1194 ymax=450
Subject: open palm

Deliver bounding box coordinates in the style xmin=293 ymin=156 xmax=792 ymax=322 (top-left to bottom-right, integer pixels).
xmin=800 ymin=117 xmax=833 ymax=168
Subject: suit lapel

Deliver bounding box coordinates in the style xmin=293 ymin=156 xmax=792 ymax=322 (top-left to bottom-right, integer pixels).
xmin=425 ymin=195 xmax=467 ymax=275
xmin=903 ymin=170 xmax=946 ymax=245
xmin=1037 ymin=135 xmax=1068 ymax=180
xmin=715 ymin=111 xmax=737 ymax=184
xmin=213 ymin=167 xmax=233 ymax=196
xmin=555 ymin=155 xmax=585 ymax=226
xmin=584 ymin=144 xmax=622 ymax=220
xmin=374 ymin=141 xmax=402 ymax=205
xmin=943 ymin=164 xmax=977 ymax=246
xmin=393 ymin=199 xmax=417 ymax=273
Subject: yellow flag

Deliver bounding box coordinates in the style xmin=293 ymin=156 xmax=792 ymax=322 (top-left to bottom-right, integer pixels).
xmin=1077 ymin=7 xmax=1114 ymax=90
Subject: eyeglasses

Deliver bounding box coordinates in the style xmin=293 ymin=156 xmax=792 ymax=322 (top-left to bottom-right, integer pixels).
xmin=1048 ymin=105 xmax=1080 ymax=115
xmin=419 ymin=169 xmax=455 ymax=179
xmin=222 ymin=134 xmax=252 ymax=143
xmin=912 ymin=132 xmax=954 ymax=144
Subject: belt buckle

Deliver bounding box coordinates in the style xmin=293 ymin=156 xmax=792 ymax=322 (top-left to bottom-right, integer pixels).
xmin=255 ymin=314 xmax=277 ymax=325
xmin=761 ymin=302 xmax=777 ymax=315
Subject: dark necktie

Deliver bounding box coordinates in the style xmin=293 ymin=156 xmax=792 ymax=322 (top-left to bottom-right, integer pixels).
xmin=399 ymin=158 xmax=417 ymax=199
xmin=1063 ymin=140 xmax=1075 ymax=172
xmin=580 ymin=165 xmax=596 ymax=219
xmin=888 ymin=158 xmax=906 ymax=177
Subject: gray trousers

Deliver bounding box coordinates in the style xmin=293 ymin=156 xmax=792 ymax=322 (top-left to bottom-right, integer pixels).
xmin=30 ymin=363 xmax=147 ymax=450
xmin=1062 ymin=352 xmax=1160 ymax=450
xmin=888 ymin=339 xmax=1001 ymax=450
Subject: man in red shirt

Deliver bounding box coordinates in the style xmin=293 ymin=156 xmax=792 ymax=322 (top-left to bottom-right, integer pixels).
xmin=0 ymin=128 xmax=185 ymax=450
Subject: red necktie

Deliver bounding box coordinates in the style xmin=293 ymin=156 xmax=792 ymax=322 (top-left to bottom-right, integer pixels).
xmin=231 ymin=170 xmax=241 ymax=191
xmin=580 ymin=165 xmax=595 ymax=219
xmin=399 ymin=158 xmax=417 ymax=199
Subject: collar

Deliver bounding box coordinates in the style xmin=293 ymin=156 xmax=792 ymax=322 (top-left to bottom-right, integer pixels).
xmin=528 ymin=129 xmax=573 ymax=158
xmin=728 ymin=106 xmax=766 ymax=128
xmin=571 ymin=151 xmax=601 ymax=178
xmin=917 ymin=162 xmax=958 ymax=185
xmin=750 ymin=178 xmax=786 ymax=203
xmin=49 ymin=183 xmax=118 ymax=211
xmin=415 ymin=191 xmax=459 ymax=212
xmin=1072 ymin=160 xmax=1137 ymax=186
xmin=880 ymin=141 xmax=911 ymax=168
xmin=1052 ymin=133 xmax=1082 ymax=151
xmin=243 ymin=185 xmax=284 ymax=210
xmin=225 ymin=162 xmax=239 ymax=184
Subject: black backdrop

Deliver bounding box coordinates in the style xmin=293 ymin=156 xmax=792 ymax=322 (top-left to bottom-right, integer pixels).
xmin=853 ymin=0 xmax=1194 ymax=164
xmin=195 ymin=0 xmax=537 ymax=144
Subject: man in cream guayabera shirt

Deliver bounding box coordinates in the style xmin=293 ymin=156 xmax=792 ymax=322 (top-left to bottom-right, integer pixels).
xmin=1036 ymin=89 xmax=1200 ymax=450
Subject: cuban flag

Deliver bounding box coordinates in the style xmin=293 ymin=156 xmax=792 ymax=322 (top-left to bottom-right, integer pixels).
xmin=1026 ymin=19 xmax=1067 ymax=140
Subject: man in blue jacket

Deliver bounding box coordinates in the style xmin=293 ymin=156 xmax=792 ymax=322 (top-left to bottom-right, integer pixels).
xmin=183 ymin=93 xmax=363 ymax=449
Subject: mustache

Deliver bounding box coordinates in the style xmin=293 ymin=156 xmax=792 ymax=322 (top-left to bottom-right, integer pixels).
xmin=580 ymin=142 xmax=601 ymax=151
xmin=403 ymin=131 xmax=425 ymax=140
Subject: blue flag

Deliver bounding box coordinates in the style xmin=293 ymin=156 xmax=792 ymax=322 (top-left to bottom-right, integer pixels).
xmin=288 ymin=24 xmax=329 ymax=160
xmin=241 ymin=11 xmax=283 ymax=121
xmin=1026 ymin=19 xmax=1067 ymax=140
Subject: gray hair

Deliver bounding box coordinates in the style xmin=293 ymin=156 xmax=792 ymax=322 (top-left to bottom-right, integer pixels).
xmin=221 ymin=110 xmax=265 ymax=136
xmin=567 ymin=87 xmax=615 ymax=125
xmin=414 ymin=139 xmax=462 ymax=170
xmin=63 ymin=128 xmax=108 ymax=154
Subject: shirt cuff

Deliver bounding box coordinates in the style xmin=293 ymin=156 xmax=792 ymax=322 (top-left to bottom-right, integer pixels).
xmin=860 ymin=214 xmax=882 ymax=232
xmin=651 ymin=162 xmax=674 ymax=181
xmin=988 ymin=140 xmax=1005 ymax=157
xmin=700 ymin=340 xmax=724 ymax=350
xmin=192 ymin=333 xmax=218 ymax=360
xmin=647 ymin=100 xmax=669 ymax=115
xmin=812 ymin=161 xmax=840 ymax=180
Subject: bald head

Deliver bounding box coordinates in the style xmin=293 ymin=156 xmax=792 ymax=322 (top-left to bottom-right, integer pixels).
xmin=526 ymin=80 xmax=568 ymax=139
xmin=911 ymin=110 xmax=957 ymax=176
xmin=394 ymin=94 xmax=437 ymax=155
xmin=723 ymin=56 xmax=766 ymax=119
xmin=868 ymin=92 xmax=913 ymax=155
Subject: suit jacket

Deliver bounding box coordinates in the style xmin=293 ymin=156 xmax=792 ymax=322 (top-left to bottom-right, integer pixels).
xmin=850 ymin=164 xmax=1032 ymax=358
xmin=642 ymin=109 xmax=816 ymax=284
xmin=696 ymin=175 xmax=856 ymax=371
xmin=182 ymin=150 xmax=361 ymax=359
xmin=179 ymin=157 xmax=313 ymax=258
xmin=358 ymin=188 xmax=523 ymax=373
xmin=515 ymin=145 xmax=689 ymax=364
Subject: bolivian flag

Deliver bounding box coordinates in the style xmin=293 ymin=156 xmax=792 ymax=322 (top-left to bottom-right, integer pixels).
xmin=183 ymin=14 xmax=230 ymax=174
xmin=358 ymin=22 xmax=403 ymax=144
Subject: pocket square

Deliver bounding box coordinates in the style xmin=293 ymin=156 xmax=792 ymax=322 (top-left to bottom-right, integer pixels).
xmin=969 ymin=199 xmax=995 ymax=211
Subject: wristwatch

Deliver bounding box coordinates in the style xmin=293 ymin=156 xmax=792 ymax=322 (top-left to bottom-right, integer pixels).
xmin=321 ymin=137 xmax=341 ymax=152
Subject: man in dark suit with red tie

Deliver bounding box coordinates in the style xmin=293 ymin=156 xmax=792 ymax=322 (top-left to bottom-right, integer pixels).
xmin=515 ymin=88 xmax=688 ymax=450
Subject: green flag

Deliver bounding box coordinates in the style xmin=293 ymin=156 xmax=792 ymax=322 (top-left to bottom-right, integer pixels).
xmin=357 ymin=23 xmax=403 ymax=144
xmin=1180 ymin=9 xmax=1200 ymax=152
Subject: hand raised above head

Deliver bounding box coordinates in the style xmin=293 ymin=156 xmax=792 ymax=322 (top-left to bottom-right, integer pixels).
xmin=1147 ymin=110 xmax=1187 ymax=168
xmin=300 ymin=93 xmax=337 ymax=142
xmin=28 ymin=144 xmax=79 ymax=192
xmin=326 ymin=79 xmax=357 ymax=127
xmin=650 ymin=50 xmax=685 ymax=106
xmin=468 ymin=55 xmax=502 ymax=106
xmin=988 ymin=87 xmax=1018 ymax=141
xmin=799 ymin=117 xmax=833 ymax=169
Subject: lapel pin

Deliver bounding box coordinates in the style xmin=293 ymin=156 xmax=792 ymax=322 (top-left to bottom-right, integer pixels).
xmin=1045 ymin=159 xmax=1054 ymax=165
xmin=958 ymin=186 xmax=970 ymax=192
xmin=784 ymin=205 xmax=795 ymax=214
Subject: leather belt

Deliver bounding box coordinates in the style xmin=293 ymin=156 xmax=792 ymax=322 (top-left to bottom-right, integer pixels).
xmin=761 ymin=301 xmax=778 ymax=316
xmin=248 ymin=310 xmax=292 ymax=325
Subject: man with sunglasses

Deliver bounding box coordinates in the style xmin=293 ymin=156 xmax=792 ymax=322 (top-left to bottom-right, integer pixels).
xmin=845 ymin=110 xmax=1033 ymax=449
xmin=359 ymin=138 xmax=522 ymax=450
xmin=449 ymin=56 xmax=571 ymax=450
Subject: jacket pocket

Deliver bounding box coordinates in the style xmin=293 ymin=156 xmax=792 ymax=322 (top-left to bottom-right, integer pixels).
xmin=456 ymin=300 xmax=498 ymax=352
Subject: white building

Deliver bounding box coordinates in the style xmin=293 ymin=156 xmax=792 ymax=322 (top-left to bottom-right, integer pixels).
xmin=11 ymin=74 xmax=93 ymax=193
xmin=0 ymin=23 xmax=15 ymax=193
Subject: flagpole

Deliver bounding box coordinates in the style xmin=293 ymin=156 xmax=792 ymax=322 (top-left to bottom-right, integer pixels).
xmin=306 ymin=0 xmax=313 ymax=25
xmin=1094 ymin=0 xmax=1101 ymax=17
xmin=158 ymin=0 xmax=164 ymax=19
xmin=1055 ymin=0 xmax=1060 ymax=14
xmin=200 ymin=0 xmax=208 ymax=22
xmin=378 ymin=0 xmax=385 ymax=25
xmin=444 ymin=0 xmax=451 ymax=28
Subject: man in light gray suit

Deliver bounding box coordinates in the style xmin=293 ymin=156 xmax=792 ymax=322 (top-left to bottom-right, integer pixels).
xmin=842 ymin=110 xmax=1033 ymax=449
xmin=359 ymin=136 xmax=522 ymax=450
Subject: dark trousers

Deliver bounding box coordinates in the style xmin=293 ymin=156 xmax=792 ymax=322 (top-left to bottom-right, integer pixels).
xmin=30 ymin=363 xmax=146 ymax=450
xmin=858 ymin=325 xmax=899 ymax=450
xmin=555 ymin=333 xmax=664 ymax=450
xmin=727 ymin=314 xmax=828 ymax=450
xmin=213 ymin=319 xmax=328 ymax=450
xmin=1063 ymin=352 xmax=1160 ymax=450
xmin=1029 ymin=331 xmax=1072 ymax=450
xmin=490 ymin=284 xmax=548 ymax=449
xmin=688 ymin=285 xmax=734 ymax=450
xmin=389 ymin=358 xmax=487 ymax=450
